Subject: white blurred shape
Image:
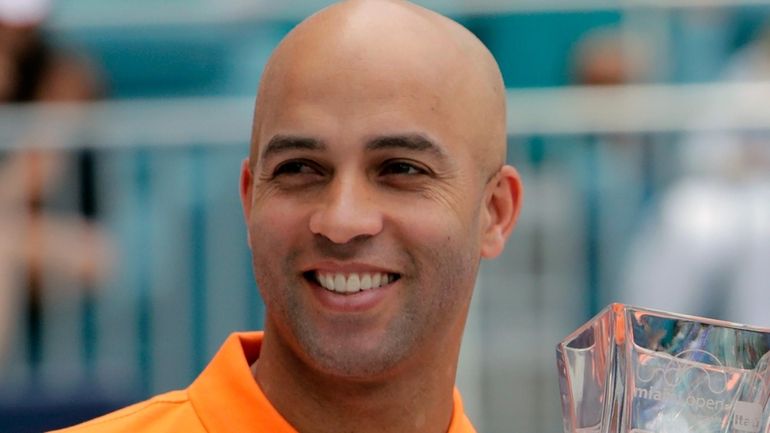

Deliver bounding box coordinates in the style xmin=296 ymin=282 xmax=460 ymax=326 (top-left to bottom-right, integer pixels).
xmin=0 ymin=0 xmax=50 ymax=25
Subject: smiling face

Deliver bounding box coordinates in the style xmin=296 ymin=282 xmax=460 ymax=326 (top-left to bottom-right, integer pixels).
xmin=241 ymin=0 xmax=520 ymax=381
xmin=243 ymin=131 xmax=482 ymax=378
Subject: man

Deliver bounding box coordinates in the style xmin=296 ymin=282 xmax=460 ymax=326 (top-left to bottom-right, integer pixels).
xmin=54 ymin=0 xmax=521 ymax=432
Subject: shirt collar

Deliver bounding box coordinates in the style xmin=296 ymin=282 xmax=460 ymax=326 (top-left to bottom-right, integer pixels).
xmin=188 ymin=332 xmax=298 ymax=432
xmin=188 ymin=332 xmax=476 ymax=433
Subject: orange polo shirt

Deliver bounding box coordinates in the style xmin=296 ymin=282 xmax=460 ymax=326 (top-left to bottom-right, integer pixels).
xmin=52 ymin=332 xmax=477 ymax=433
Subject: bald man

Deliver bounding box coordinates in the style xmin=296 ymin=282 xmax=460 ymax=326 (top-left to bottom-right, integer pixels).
xmin=52 ymin=1 xmax=521 ymax=432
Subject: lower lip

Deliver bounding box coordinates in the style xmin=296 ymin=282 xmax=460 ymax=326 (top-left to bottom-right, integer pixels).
xmin=309 ymin=278 xmax=396 ymax=313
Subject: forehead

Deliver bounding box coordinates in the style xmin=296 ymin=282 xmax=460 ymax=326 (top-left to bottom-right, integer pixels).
xmin=255 ymin=43 xmax=473 ymax=159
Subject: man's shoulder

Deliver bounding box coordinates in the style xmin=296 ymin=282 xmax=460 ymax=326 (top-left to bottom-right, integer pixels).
xmin=49 ymin=390 xmax=205 ymax=433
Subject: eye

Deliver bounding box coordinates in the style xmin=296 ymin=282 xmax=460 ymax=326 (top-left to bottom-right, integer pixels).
xmin=272 ymin=160 xmax=322 ymax=177
xmin=380 ymin=160 xmax=428 ymax=176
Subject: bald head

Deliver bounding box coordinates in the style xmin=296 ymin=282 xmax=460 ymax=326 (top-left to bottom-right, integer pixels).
xmin=241 ymin=2 xmax=521 ymax=408
xmin=250 ymin=0 xmax=506 ymax=179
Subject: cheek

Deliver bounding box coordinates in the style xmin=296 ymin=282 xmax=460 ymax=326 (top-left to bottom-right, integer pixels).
xmin=249 ymin=193 xmax=309 ymax=244
xmin=402 ymin=221 xmax=479 ymax=344
xmin=246 ymin=197 xmax=310 ymax=294
xmin=397 ymin=194 xmax=483 ymax=254
xmin=398 ymin=202 xmax=482 ymax=296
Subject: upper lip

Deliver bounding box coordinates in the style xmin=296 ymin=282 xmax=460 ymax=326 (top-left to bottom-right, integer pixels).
xmin=302 ymin=261 xmax=400 ymax=275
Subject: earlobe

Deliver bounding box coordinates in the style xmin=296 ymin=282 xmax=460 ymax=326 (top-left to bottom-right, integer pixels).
xmin=480 ymin=165 xmax=523 ymax=259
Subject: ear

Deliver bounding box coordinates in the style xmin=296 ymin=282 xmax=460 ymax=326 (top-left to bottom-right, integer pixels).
xmin=239 ymin=158 xmax=254 ymax=247
xmin=480 ymin=164 xmax=523 ymax=259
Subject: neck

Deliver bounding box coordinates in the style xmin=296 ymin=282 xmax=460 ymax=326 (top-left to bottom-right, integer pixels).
xmin=253 ymin=326 xmax=462 ymax=433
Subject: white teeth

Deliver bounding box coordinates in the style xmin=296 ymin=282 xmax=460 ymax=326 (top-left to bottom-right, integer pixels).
xmin=334 ymin=274 xmax=346 ymax=291
xmin=347 ymin=274 xmax=360 ymax=292
xmin=360 ymin=274 xmax=372 ymax=290
xmin=316 ymin=271 xmax=395 ymax=293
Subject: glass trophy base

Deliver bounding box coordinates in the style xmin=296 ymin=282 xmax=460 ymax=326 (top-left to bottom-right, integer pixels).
xmin=556 ymin=304 xmax=770 ymax=433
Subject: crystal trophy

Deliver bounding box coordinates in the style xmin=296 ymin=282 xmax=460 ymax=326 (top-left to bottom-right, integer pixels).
xmin=556 ymin=303 xmax=770 ymax=433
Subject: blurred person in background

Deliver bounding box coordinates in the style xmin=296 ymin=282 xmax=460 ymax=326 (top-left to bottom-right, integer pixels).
xmin=619 ymin=24 xmax=770 ymax=327
xmin=0 ymin=152 xmax=114 ymax=365
xmin=0 ymin=0 xmax=100 ymax=102
xmin=570 ymin=27 xmax=657 ymax=308
xmin=0 ymin=0 xmax=112 ymax=367
xmin=569 ymin=27 xmax=654 ymax=196
xmin=53 ymin=1 xmax=522 ymax=432
xmin=571 ymin=26 xmax=650 ymax=86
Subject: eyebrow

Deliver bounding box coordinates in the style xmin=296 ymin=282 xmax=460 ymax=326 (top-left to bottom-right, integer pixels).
xmin=260 ymin=135 xmax=326 ymax=160
xmin=366 ymin=134 xmax=448 ymax=160
xmin=260 ymin=133 xmax=448 ymax=161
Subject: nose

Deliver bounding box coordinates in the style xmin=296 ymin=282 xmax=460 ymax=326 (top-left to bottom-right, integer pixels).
xmin=309 ymin=175 xmax=383 ymax=244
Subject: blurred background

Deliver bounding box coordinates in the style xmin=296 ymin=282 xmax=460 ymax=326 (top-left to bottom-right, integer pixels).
xmin=2 ymin=0 xmax=770 ymax=432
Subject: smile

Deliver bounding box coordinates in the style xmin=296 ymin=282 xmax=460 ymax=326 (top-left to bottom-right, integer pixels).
xmin=306 ymin=271 xmax=400 ymax=294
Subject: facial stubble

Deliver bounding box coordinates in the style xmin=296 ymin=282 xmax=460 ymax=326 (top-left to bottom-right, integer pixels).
xmin=250 ymin=227 xmax=479 ymax=381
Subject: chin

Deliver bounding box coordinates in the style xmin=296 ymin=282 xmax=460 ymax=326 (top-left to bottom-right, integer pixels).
xmin=295 ymin=328 xmax=414 ymax=381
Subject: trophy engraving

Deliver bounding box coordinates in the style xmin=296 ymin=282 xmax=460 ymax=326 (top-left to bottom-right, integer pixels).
xmin=556 ymin=304 xmax=770 ymax=433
